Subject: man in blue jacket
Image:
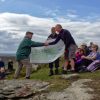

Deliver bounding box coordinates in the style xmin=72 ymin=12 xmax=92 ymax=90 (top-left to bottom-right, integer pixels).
xmin=46 ymin=24 xmax=77 ymax=74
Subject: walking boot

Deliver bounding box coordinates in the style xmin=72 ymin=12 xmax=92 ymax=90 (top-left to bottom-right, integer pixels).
xmin=49 ymin=70 xmax=54 ymax=76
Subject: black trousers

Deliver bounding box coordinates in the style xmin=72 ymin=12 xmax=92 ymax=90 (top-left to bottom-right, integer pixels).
xmin=49 ymin=58 xmax=59 ymax=70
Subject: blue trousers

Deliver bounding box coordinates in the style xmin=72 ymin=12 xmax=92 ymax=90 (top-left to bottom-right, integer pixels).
xmin=0 ymin=72 xmax=5 ymax=79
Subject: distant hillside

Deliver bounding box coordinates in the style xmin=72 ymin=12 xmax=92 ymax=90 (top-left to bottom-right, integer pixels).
xmin=0 ymin=53 xmax=16 ymax=66
xmin=0 ymin=52 xmax=16 ymax=57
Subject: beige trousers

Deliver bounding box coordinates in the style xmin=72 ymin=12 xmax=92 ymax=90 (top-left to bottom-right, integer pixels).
xmin=14 ymin=59 xmax=32 ymax=78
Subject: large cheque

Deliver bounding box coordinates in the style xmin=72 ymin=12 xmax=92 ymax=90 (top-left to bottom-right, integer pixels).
xmin=30 ymin=40 xmax=65 ymax=63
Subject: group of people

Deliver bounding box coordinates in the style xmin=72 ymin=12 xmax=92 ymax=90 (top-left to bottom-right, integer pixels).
xmin=1 ymin=24 xmax=100 ymax=79
xmin=46 ymin=25 xmax=77 ymax=76
xmin=14 ymin=24 xmax=78 ymax=79
xmin=75 ymin=43 xmax=100 ymax=72
xmin=0 ymin=59 xmax=14 ymax=79
xmin=46 ymin=25 xmax=100 ymax=76
xmin=14 ymin=24 xmax=100 ymax=79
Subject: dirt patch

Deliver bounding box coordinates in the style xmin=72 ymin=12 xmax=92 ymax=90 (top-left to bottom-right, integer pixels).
xmin=46 ymin=79 xmax=94 ymax=100
xmin=85 ymin=79 xmax=100 ymax=100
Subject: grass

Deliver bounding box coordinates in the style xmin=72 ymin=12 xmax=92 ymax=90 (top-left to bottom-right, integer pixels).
xmin=79 ymin=70 xmax=100 ymax=79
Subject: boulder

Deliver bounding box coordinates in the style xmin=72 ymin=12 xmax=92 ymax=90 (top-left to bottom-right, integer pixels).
xmin=0 ymin=80 xmax=49 ymax=99
xmin=61 ymin=74 xmax=80 ymax=80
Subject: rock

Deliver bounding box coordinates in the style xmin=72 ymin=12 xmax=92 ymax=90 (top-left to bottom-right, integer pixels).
xmin=0 ymin=80 xmax=50 ymax=99
xmin=3 ymin=85 xmax=15 ymax=92
xmin=32 ymin=95 xmax=40 ymax=100
xmin=0 ymin=94 xmax=5 ymax=99
xmin=61 ymin=73 xmax=80 ymax=80
xmin=0 ymin=90 xmax=2 ymax=94
xmin=6 ymin=94 xmax=16 ymax=99
xmin=0 ymin=79 xmax=94 ymax=100
xmin=32 ymin=64 xmax=40 ymax=71
xmin=32 ymin=94 xmax=47 ymax=100
xmin=15 ymin=91 xmax=33 ymax=98
xmin=2 ymin=91 xmax=14 ymax=95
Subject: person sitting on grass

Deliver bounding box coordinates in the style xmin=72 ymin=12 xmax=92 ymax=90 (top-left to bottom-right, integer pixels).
xmin=0 ymin=58 xmax=5 ymax=80
xmin=76 ymin=44 xmax=99 ymax=72
xmin=80 ymin=43 xmax=90 ymax=56
xmin=88 ymin=42 xmax=94 ymax=53
xmin=75 ymin=48 xmax=85 ymax=72
xmin=79 ymin=52 xmax=100 ymax=72
xmin=75 ymin=48 xmax=85 ymax=62
xmin=14 ymin=31 xmax=46 ymax=79
xmin=87 ymin=59 xmax=100 ymax=72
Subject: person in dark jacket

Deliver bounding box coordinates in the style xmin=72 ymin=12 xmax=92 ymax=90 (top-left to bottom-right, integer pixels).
xmin=14 ymin=31 xmax=45 ymax=79
xmin=45 ymin=24 xmax=77 ymax=74
xmin=80 ymin=43 xmax=90 ymax=56
xmin=8 ymin=59 xmax=14 ymax=72
xmin=47 ymin=27 xmax=60 ymax=76
xmin=0 ymin=58 xmax=5 ymax=79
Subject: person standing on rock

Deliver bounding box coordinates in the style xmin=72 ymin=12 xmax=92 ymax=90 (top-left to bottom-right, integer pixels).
xmin=45 ymin=24 xmax=77 ymax=74
xmin=47 ymin=27 xmax=60 ymax=76
xmin=14 ymin=31 xmax=46 ymax=79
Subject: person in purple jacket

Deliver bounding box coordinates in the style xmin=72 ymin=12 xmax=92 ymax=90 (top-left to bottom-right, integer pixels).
xmin=45 ymin=24 xmax=77 ymax=74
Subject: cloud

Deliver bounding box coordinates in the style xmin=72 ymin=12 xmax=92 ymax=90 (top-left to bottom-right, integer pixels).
xmin=0 ymin=12 xmax=100 ymax=53
xmin=0 ymin=0 xmax=5 ymax=2
xmin=44 ymin=9 xmax=59 ymax=17
xmin=66 ymin=10 xmax=78 ymax=18
xmin=0 ymin=12 xmax=56 ymax=53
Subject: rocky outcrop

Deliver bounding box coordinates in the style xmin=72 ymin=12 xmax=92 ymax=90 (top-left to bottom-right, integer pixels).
xmin=0 ymin=80 xmax=49 ymax=100
xmin=61 ymin=73 xmax=80 ymax=80
xmin=0 ymin=79 xmax=94 ymax=100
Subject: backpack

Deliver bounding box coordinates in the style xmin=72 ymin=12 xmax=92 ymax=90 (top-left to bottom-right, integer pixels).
xmin=87 ymin=60 xmax=100 ymax=72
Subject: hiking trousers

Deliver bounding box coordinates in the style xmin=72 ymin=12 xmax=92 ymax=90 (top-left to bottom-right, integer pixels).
xmin=14 ymin=59 xmax=32 ymax=78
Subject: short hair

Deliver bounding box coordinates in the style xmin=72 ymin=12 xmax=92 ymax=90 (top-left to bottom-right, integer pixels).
xmin=81 ymin=43 xmax=87 ymax=46
xmin=55 ymin=24 xmax=62 ymax=28
xmin=51 ymin=27 xmax=55 ymax=30
xmin=26 ymin=31 xmax=33 ymax=35
xmin=90 ymin=42 xmax=93 ymax=44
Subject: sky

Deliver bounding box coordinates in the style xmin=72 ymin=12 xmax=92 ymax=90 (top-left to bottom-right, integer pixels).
xmin=0 ymin=0 xmax=100 ymax=53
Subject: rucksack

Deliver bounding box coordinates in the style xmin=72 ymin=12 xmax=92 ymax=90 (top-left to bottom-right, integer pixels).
xmin=87 ymin=60 xmax=100 ymax=72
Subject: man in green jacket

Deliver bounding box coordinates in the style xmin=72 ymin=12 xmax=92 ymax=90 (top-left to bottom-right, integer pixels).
xmin=14 ymin=31 xmax=45 ymax=79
